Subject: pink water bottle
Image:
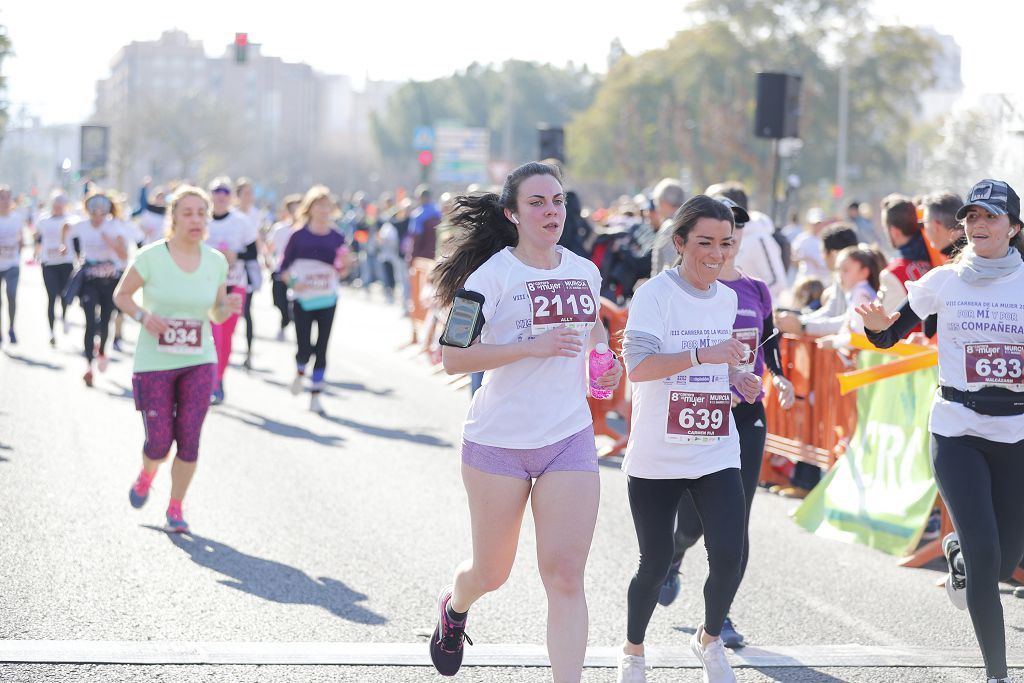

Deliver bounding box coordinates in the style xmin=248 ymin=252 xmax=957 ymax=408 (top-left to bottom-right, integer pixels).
xmin=589 ymin=343 xmax=616 ymax=400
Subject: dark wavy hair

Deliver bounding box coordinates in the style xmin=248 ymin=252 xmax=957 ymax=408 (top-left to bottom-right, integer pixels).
xmin=433 ymin=161 xmax=563 ymax=305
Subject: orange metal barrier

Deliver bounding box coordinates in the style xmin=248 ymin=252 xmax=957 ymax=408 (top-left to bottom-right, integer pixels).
xmin=759 ymin=334 xmax=859 ymax=485
xmin=587 ymin=298 xmax=632 ymax=457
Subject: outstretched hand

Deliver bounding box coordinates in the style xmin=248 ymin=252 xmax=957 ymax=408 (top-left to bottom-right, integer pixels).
xmin=855 ymin=301 xmax=900 ymax=332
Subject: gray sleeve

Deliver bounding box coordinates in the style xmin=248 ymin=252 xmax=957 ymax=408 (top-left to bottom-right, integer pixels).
xmin=622 ymin=329 xmax=663 ymax=374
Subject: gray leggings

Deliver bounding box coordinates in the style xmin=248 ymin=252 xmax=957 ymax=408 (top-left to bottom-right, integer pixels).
xmin=932 ymin=433 xmax=1024 ymax=680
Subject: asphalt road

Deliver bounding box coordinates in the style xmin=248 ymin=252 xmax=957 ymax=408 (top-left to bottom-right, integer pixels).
xmin=0 ymin=261 xmax=1020 ymax=682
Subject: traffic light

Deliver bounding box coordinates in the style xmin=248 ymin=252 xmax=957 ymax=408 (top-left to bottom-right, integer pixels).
xmin=234 ymin=33 xmax=248 ymax=64
xmin=417 ymin=150 xmax=433 ymax=183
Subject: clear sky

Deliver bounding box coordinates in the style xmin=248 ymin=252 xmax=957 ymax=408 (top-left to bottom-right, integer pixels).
xmin=3 ymin=1 xmax=1022 ymax=126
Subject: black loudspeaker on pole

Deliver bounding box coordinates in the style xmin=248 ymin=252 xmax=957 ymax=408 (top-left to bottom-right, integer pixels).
xmin=537 ymin=125 xmax=565 ymax=164
xmin=754 ymin=73 xmax=801 ymax=140
xmin=754 ymin=72 xmax=801 ymax=227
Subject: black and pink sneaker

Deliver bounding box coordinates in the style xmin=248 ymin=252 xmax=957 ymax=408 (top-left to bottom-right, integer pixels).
xmin=429 ymin=586 xmax=472 ymax=676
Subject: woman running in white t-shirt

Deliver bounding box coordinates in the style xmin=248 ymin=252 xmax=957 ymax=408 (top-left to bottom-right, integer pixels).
xmin=427 ymin=161 xmax=622 ymax=682
xmin=33 ymin=191 xmax=76 ymax=345
xmin=861 ymin=179 xmax=1024 ymax=683
xmin=0 ymin=185 xmax=28 ymax=346
xmin=617 ymin=195 xmax=762 ymax=683
xmin=63 ymin=191 xmax=129 ymax=386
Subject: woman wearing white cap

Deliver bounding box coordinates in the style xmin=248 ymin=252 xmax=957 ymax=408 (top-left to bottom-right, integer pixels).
xmin=860 ymin=179 xmax=1024 ymax=683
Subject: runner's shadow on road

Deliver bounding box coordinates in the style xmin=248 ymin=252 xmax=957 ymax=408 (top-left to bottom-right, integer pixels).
xmin=261 ymin=378 xmax=394 ymax=399
xmin=748 ymin=668 xmax=850 ymax=682
xmin=0 ymin=443 xmax=10 ymax=463
xmin=212 ymin=406 xmax=348 ymax=446
xmin=145 ymin=527 xmax=386 ymax=625
xmin=324 ymin=381 xmax=395 ymax=398
xmin=320 ymin=414 xmax=451 ymax=449
xmin=105 ymin=382 xmax=135 ymax=400
xmin=2 ymin=351 xmax=64 ymax=371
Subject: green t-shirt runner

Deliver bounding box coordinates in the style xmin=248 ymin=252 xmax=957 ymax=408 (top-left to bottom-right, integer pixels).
xmin=132 ymin=241 xmax=228 ymax=373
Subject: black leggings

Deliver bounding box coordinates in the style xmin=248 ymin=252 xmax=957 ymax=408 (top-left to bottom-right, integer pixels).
xmin=242 ymin=285 xmax=255 ymax=352
xmin=626 ymin=467 xmax=745 ymax=644
xmin=42 ymin=263 xmax=73 ymax=331
xmin=0 ymin=266 xmax=18 ymax=333
xmin=271 ymin=276 xmax=291 ymax=330
xmin=673 ymin=401 xmax=766 ymax=588
xmin=80 ymin=277 xmax=117 ymax=362
xmin=294 ymin=304 xmax=336 ymax=389
xmin=932 ymin=433 xmax=1024 ymax=680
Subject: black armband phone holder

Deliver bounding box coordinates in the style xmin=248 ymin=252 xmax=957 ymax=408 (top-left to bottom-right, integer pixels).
xmin=439 ymin=289 xmax=486 ymax=348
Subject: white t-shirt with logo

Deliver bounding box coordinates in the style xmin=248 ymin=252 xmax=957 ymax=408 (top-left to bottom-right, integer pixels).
xmin=622 ymin=270 xmax=741 ymax=479
xmin=206 ymin=210 xmax=251 ymax=287
xmin=461 ymin=246 xmax=601 ymax=449
xmin=67 ymin=218 xmax=130 ymax=265
xmin=36 ymin=214 xmax=75 ymax=265
xmin=269 ymin=221 xmax=295 ymax=269
xmin=0 ymin=211 xmax=27 ymax=270
xmin=907 ymin=263 xmax=1024 ymax=443
xmin=137 ymin=210 xmax=166 ymax=246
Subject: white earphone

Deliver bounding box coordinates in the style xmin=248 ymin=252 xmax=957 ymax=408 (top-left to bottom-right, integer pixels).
xmin=510 ymin=214 xmax=519 ymax=225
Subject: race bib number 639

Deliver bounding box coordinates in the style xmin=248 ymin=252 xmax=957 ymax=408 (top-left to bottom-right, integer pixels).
xmin=665 ymin=391 xmax=731 ymax=445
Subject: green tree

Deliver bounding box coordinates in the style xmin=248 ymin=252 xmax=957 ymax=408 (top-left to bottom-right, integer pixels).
xmin=567 ymin=0 xmax=938 ymax=206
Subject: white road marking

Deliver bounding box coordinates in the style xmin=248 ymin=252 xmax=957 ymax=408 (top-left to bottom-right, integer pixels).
xmin=0 ymin=641 xmax=1015 ymax=668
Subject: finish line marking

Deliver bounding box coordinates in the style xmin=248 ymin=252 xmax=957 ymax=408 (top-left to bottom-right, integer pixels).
xmin=0 ymin=642 xmax=1014 ymax=668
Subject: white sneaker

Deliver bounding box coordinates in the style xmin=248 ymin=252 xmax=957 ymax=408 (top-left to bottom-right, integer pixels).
xmin=289 ymin=373 xmax=304 ymax=396
xmin=942 ymin=532 xmax=968 ymax=611
xmin=690 ymin=627 xmax=737 ymax=683
xmin=310 ymin=393 xmax=325 ymax=415
xmin=616 ymin=651 xmax=647 ymax=683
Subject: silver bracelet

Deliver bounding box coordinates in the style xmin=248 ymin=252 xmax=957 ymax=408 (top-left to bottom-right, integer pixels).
xmin=690 ymin=348 xmax=701 ymax=367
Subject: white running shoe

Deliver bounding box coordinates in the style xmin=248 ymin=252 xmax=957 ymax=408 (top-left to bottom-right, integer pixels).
xmin=616 ymin=651 xmax=647 ymax=683
xmin=310 ymin=393 xmax=325 ymax=415
xmin=289 ymin=373 xmax=304 ymax=396
xmin=690 ymin=627 xmax=737 ymax=683
xmin=942 ymin=532 xmax=968 ymax=611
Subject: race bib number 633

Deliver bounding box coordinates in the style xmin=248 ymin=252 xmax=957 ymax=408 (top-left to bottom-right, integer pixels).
xmin=964 ymin=343 xmax=1024 ymax=387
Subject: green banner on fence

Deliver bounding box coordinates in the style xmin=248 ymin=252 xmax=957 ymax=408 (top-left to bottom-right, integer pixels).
xmin=792 ymin=351 xmax=938 ymax=556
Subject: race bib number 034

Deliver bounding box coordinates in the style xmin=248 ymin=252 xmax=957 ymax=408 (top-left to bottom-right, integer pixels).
xmin=157 ymin=319 xmax=203 ymax=355
xmin=665 ymin=391 xmax=731 ymax=444
xmin=964 ymin=343 xmax=1024 ymax=387
xmin=527 ymin=278 xmax=597 ymax=335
